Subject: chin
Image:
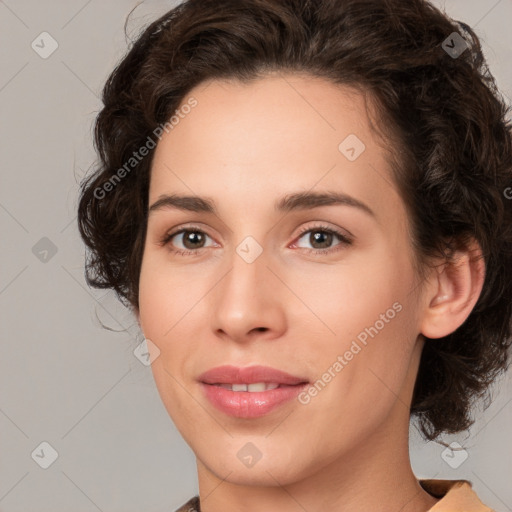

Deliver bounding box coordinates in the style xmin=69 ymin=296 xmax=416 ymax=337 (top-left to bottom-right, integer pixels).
xmin=192 ymin=419 xmax=332 ymax=481
xmin=206 ymin=459 xmax=303 ymax=487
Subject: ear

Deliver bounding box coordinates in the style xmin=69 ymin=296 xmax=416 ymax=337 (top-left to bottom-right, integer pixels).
xmin=420 ymin=238 xmax=485 ymax=339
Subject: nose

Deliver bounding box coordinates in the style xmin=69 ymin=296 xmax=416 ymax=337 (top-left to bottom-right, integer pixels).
xmin=210 ymin=243 xmax=287 ymax=345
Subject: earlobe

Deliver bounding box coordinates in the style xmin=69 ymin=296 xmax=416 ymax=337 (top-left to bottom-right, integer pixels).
xmin=420 ymin=240 xmax=485 ymax=339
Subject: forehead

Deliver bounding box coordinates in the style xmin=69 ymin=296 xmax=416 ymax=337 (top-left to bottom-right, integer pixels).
xmin=149 ymin=73 xmax=402 ymax=220
xmin=153 ymin=72 xmax=382 ymax=163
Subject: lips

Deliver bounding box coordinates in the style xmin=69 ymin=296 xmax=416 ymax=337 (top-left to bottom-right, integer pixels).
xmin=198 ymin=365 xmax=308 ymax=386
xmin=198 ymin=365 xmax=309 ymax=419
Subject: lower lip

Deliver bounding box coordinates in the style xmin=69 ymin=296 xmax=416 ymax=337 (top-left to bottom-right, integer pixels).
xmin=200 ymin=382 xmax=308 ymax=418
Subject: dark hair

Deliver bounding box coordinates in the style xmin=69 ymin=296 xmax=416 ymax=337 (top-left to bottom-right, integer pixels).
xmin=77 ymin=0 xmax=512 ymax=442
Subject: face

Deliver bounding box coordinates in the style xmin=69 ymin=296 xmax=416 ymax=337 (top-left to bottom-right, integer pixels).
xmin=138 ymin=73 xmax=427 ymax=486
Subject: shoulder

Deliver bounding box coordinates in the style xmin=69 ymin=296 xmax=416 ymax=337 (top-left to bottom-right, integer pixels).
xmin=420 ymin=479 xmax=495 ymax=512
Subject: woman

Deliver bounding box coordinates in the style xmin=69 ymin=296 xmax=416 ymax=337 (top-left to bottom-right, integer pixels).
xmin=77 ymin=0 xmax=512 ymax=510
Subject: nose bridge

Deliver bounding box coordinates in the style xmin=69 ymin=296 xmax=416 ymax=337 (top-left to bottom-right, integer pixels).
xmin=211 ymin=235 xmax=285 ymax=340
xmin=220 ymin=237 xmax=270 ymax=309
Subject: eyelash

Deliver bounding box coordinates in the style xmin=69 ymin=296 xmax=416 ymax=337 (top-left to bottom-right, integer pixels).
xmin=159 ymin=223 xmax=353 ymax=257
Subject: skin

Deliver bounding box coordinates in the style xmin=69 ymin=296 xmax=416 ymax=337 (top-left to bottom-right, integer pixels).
xmin=136 ymin=72 xmax=484 ymax=512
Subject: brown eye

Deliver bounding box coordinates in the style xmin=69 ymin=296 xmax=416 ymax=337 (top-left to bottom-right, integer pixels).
xmin=308 ymin=230 xmax=334 ymax=249
xmin=180 ymin=230 xmax=207 ymax=249
xmin=295 ymin=225 xmax=352 ymax=252
xmin=161 ymin=228 xmax=215 ymax=255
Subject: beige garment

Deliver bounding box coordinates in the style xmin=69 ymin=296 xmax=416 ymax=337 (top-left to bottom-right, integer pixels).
xmin=420 ymin=479 xmax=494 ymax=511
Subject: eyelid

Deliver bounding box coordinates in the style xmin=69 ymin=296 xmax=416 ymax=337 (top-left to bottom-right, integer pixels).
xmin=158 ymin=223 xmax=218 ymax=247
xmin=293 ymin=221 xmax=354 ymax=242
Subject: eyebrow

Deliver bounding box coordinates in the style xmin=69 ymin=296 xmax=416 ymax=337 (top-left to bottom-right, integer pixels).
xmin=148 ymin=191 xmax=375 ymax=217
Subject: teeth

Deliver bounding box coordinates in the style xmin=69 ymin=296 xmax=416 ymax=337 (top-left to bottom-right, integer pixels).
xmin=215 ymin=382 xmax=280 ymax=392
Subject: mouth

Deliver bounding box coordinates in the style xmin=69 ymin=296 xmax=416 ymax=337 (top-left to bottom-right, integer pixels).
xmin=198 ymin=365 xmax=309 ymax=418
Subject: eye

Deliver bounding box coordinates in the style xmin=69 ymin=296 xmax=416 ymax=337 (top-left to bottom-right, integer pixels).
xmin=159 ymin=227 xmax=216 ymax=256
xmin=293 ymin=224 xmax=353 ymax=255
xmin=159 ymin=223 xmax=353 ymax=257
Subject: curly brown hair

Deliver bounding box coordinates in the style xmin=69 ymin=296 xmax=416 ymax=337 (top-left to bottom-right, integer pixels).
xmin=77 ymin=0 xmax=512 ymax=442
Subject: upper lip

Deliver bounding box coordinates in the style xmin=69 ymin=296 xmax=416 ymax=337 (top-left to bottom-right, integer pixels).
xmin=198 ymin=365 xmax=309 ymax=385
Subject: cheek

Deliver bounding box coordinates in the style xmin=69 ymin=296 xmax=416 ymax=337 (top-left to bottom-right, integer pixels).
xmin=289 ymin=242 xmax=419 ymax=419
xmin=138 ymin=250 xmax=204 ymax=339
xmin=138 ymin=268 xmax=171 ymax=338
xmin=287 ymin=237 xmax=415 ymax=339
xmin=137 ymin=251 xmax=216 ymax=383
xmin=138 ymin=257 xmax=206 ymax=435
xmin=137 ymin=255 xmax=189 ymax=396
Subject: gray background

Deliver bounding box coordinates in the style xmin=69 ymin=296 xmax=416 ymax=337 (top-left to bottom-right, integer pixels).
xmin=1 ymin=1 xmax=511 ymax=511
